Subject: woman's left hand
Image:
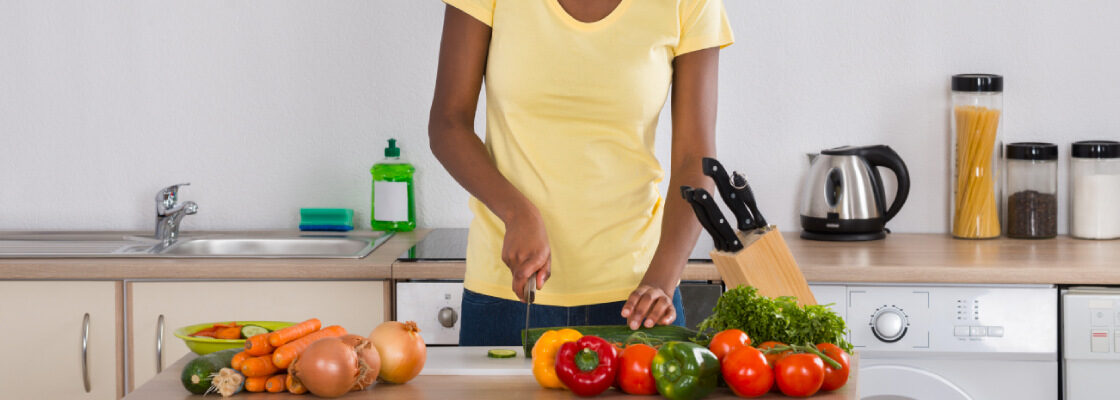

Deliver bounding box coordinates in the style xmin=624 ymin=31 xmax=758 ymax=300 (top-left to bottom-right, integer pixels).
xmin=621 ymin=284 xmax=677 ymax=330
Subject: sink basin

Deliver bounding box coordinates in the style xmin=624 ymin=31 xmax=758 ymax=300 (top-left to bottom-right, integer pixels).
xmin=159 ymin=236 xmax=381 ymax=258
xmin=0 ymin=231 xmax=392 ymax=259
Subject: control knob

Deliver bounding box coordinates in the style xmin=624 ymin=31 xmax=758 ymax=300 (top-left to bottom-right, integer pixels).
xmin=871 ymin=307 xmax=908 ymax=343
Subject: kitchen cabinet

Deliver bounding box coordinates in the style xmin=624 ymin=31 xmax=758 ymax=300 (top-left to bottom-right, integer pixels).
xmin=127 ymin=280 xmax=388 ymax=391
xmin=0 ymin=281 xmax=122 ymax=399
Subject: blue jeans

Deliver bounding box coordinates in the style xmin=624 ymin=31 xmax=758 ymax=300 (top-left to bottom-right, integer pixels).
xmin=459 ymin=287 xmax=686 ymax=346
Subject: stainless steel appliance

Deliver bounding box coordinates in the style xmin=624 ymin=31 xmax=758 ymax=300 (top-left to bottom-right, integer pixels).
xmin=813 ymin=283 xmax=1058 ymax=399
xmin=800 ymin=145 xmax=910 ymax=241
xmin=394 ymin=229 xmax=722 ymax=345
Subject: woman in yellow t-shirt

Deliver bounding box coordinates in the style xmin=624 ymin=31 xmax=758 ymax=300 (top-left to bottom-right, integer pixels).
xmin=429 ymin=0 xmax=733 ymax=346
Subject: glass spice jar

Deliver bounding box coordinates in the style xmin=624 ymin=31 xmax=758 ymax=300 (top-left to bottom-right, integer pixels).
xmin=1004 ymin=143 xmax=1058 ymax=239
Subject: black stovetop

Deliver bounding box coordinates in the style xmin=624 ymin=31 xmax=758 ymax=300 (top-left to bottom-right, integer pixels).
xmin=397 ymin=228 xmax=716 ymax=262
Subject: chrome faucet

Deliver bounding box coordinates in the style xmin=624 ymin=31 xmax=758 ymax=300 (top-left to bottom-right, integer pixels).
xmin=155 ymin=183 xmax=197 ymax=247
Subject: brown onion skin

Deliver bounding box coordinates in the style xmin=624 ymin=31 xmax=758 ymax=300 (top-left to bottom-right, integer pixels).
xmin=369 ymin=321 xmax=427 ymax=384
xmin=290 ymin=334 xmax=380 ymax=398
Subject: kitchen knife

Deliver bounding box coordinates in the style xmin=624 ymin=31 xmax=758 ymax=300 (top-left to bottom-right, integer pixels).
xmin=682 ymin=186 xmax=730 ymax=251
xmin=687 ymin=187 xmax=743 ymax=252
xmin=524 ymin=271 xmax=536 ymax=336
xmin=702 ymin=158 xmax=757 ymax=231
xmin=732 ymin=171 xmax=768 ymax=228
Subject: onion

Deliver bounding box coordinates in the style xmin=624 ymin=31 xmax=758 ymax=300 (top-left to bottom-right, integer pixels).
xmin=368 ymin=321 xmax=426 ymax=383
xmin=289 ymin=334 xmax=381 ymax=398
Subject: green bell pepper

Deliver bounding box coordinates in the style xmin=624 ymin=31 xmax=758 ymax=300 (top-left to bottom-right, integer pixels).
xmin=651 ymin=341 xmax=720 ymax=400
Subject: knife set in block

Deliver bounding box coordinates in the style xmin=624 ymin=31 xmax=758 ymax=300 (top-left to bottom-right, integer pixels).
xmin=682 ymin=158 xmax=816 ymax=305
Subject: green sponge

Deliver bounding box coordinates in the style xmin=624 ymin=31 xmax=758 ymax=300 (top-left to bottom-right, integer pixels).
xmin=299 ymin=208 xmax=354 ymax=231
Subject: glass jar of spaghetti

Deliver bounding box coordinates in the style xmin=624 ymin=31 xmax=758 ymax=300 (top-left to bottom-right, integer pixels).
xmin=950 ymin=74 xmax=1003 ymax=239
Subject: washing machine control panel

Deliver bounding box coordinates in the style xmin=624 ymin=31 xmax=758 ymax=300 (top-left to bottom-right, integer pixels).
xmin=870 ymin=306 xmax=909 ymax=342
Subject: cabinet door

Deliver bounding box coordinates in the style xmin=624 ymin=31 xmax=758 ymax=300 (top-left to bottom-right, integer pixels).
xmin=0 ymin=281 xmax=121 ymax=399
xmin=128 ymin=280 xmax=387 ymax=390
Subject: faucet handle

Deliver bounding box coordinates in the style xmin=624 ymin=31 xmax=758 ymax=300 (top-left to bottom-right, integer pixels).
xmin=156 ymin=183 xmax=190 ymax=211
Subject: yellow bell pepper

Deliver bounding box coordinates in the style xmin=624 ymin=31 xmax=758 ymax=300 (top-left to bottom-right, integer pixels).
xmin=531 ymin=328 xmax=583 ymax=389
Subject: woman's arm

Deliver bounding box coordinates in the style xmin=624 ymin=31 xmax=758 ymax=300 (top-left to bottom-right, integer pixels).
xmin=429 ymin=5 xmax=550 ymax=302
xmin=621 ymin=47 xmax=720 ymax=329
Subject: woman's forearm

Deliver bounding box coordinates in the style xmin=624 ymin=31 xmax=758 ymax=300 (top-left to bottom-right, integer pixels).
xmin=428 ymin=125 xmax=534 ymax=223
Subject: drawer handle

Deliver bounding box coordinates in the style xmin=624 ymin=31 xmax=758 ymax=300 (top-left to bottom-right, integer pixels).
xmin=81 ymin=313 xmax=91 ymax=393
xmin=156 ymin=314 xmax=165 ymax=373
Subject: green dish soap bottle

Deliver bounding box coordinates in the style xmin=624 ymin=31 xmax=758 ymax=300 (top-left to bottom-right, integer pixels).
xmin=370 ymin=138 xmax=416 ymax=232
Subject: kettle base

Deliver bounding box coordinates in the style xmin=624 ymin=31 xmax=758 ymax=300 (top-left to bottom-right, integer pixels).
xmin=800 ymin=230 xmax=887 ymax=241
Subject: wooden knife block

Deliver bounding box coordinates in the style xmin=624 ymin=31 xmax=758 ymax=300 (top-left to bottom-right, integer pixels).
xmin=709 ymin=227 xmax=817 ymax=306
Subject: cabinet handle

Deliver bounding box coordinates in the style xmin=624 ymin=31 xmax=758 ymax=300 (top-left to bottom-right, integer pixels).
xmin=156 ymin=314 xmax=165 ymax=373
xmin=81 ymin=313 xmax=91 ymax=393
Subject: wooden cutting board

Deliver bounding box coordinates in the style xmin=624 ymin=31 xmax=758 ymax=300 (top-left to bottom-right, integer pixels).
xmin=709 ymin=227 xmax=817 ymax=305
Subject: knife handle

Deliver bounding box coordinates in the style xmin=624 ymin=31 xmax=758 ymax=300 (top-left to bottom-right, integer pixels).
xmin=689 ymin=188 xmax=744 ymax=252
xmin=682 ymin=186 xmax=729 ymax=252
xmin=731 ymin=171 xmax=767 ymax=228
xmin=702 ymin=158 xmax=756 ymax=231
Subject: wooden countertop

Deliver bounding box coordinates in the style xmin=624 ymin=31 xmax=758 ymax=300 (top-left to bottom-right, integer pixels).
xmin=4 ymin=228 xmax=1120 ymax=285
xmin=125 ymin=353 xmax=857 ymax=400
xmin=0 ymin=230 xmax=420 ymax=280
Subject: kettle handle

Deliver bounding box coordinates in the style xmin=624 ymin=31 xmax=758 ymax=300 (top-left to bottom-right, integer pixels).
xmin=862 ymin=145 xmax=910 ymax=223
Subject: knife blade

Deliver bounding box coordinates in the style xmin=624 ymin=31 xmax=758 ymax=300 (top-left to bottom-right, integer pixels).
xmin=732 ymin=171 xmax=767 ymax=229
xmin=524 ymin=270 xmax=536 ymax=336
xmin=701 ymin=158 xmax=757 ymax=231
xmin=682 ymin=186 xmax=730 ymax=251
xmin=687 ymin=187 xmax=743 ymax=252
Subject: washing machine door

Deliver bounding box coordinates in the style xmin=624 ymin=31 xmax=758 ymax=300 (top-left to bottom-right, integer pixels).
xmin=860 ymin=365 xmax=971 ymax=400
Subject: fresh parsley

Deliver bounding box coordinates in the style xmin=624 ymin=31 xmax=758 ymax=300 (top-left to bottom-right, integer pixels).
xmin=696 ymin=286 xmax=853 ymax=352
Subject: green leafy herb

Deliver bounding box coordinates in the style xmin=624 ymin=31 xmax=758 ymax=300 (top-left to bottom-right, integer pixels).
xmin=695 ymin=286 xmax=852 ymax=352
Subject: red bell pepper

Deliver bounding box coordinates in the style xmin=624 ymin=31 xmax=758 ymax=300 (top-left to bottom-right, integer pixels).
xmin=555 ymin=335 xmax=619 ymax=396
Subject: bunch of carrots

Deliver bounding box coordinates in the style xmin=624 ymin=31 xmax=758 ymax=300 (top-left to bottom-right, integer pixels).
xmin=231 ymin=318 xmax=347 ymax=394
xmin=189 ymin=322 xmax=243 ymax=340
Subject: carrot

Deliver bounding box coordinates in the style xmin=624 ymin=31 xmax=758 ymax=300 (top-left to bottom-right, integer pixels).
xmin=245 ymin=375 xmax=268 ymax=392
xmin=271 ymin=325 xmax=347 ymax=368
xmin=215 ymin=326 xmax=242 ymax=340
xmin=268 ymin=318 xmax=322 ymax=347
xmin=189 ymin=326 xmax=218 ymax=337
xmin=231 ymin=351 xmax=251 ymax=371
xmin=286 ymin=374 xmax=308 ymax=394
xmin=241 ymin=355 xmax=279 ymax=377
xmin=245 ymin=333 xmax=274 ymax=356
xmin=265 ymin=374 xmax=287 ymax=393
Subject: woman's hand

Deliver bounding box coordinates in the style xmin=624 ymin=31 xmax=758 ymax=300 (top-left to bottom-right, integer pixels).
xmin=621 ymin=284 xmax=677 ymax=330
xmin=504 ymin=206 xmax=551 ymax=303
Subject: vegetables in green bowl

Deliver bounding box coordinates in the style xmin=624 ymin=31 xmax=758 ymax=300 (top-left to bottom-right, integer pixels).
xmin=174 ymin=321 xmax=295 ymax=355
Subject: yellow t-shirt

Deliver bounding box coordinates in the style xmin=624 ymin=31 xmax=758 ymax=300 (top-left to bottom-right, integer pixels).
xmin=445 ymin=0 xmax=733 ymax=306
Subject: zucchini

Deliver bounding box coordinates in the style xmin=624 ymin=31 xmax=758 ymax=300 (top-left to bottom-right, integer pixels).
xmin=521 ymin=325 xmax=699 ymax=355
xmin=181 ymin=348 xmax=241 ymax=394
xmin=240 ymin=325 xmax=269 ymax=339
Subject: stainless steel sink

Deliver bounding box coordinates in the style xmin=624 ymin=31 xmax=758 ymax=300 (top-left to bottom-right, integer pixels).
xmin=0 ymin=231 xmax=392 ymax=259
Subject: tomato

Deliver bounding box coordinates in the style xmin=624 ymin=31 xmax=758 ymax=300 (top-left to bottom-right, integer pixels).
xmin=721 ymin=346 xmax=773 ymax=397
xmin=756 ymin=341 xmax=790 ymax=367
xmin=708 ymin=329 xmax=751 ymax=362
xmin=816 ymin=343 xmax=851 ymax=391
xmin=774 ymin=353 xmax=825 ymax=397
xmin=616 ymin=343 xmax=658 ymax=395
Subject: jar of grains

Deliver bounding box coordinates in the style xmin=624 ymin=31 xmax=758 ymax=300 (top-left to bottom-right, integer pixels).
xmin=1005 ymin=143 xmax=1058 ymax=239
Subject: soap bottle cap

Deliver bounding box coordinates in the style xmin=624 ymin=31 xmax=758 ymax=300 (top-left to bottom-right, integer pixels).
xmin=385 ymin=138 xmax=401 ymax=157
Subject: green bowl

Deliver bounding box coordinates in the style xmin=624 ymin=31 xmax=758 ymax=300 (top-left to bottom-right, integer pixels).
xmin=174 ymin=321 xmax=296 ymax=355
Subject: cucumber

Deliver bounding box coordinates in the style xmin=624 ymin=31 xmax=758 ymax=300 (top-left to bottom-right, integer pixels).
xmin=181 ymin=348 xmax=241 ymax=394
xmin=240 ymin=325 xmax=269 ymax=339
xmin=521 ymin=325 xmax=699 ymax=355
xmin=487 ymin=349 xmax=517 ymax=358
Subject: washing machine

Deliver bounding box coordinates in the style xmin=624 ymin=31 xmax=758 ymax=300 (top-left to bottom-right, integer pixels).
xmin=809 ymin=283 xmax=1058 ymax=400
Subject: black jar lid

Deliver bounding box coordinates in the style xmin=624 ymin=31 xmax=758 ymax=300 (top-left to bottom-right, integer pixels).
xmin=952 ymin=74 xmax=1003 ymax=92
xmin=1072 ymin=141 xmax=1120 ymax=159
xmin=1007 ymin=142 xmax=1058 ymax=160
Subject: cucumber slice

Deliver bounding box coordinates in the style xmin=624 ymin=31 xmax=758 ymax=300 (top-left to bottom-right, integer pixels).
xmin=240 ymin=325 xmax=269 ymax=339
xmin=487 ymin=349 xmax=517 ymax=359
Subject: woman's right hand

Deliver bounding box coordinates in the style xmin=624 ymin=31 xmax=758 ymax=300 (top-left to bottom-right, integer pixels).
xmin=503 ymin=205 xmax=551 ymax=303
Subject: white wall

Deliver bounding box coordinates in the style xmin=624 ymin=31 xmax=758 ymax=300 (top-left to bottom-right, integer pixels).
xmin=3 ymin=1 xmax=1119 ymax=234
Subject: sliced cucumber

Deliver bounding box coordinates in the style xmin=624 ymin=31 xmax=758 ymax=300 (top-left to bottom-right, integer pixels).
xmin=240 ymin=325 xmax=269 ymax=339
xmin=487 ymin=349 xmax=517 ymax=359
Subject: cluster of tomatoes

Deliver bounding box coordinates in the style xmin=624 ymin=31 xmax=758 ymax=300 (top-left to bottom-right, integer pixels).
xmin=709 ymin=329 xmax=851 ymax=397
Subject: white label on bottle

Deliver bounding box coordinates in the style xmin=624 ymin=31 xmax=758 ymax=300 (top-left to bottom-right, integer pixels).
xmin=374 ymin=181 xmax=409 ymax=222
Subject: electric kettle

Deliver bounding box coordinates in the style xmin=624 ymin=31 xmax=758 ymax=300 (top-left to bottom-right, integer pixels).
xmin=800 ymin=145 xmax=910 ymax=241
